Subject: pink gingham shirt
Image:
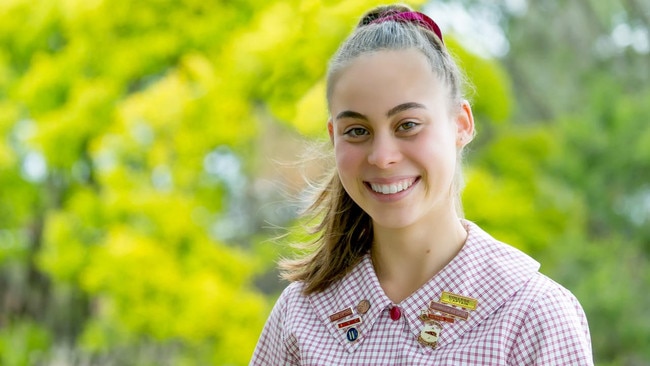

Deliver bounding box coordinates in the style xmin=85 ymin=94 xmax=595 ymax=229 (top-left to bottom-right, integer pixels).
xmin=251 ymin=221 xmax=593 ymax=365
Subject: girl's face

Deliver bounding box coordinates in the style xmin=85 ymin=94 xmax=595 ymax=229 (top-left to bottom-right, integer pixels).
xmin=328 ymin=48 xmax=473 ymax=231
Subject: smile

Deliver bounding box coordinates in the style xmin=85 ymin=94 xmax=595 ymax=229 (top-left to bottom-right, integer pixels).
xmin=368 ymin=178 xmax=417 ymax=195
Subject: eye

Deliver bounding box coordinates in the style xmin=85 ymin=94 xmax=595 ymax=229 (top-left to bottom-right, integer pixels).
xmin=344 ymin=127 xmax=369 ymax=138
xmin=397 ymin=121 xmax=419 ymax=132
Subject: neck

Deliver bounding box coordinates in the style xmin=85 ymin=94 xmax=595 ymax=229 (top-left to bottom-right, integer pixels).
xmin=371 ymin=212 xmax=468 ymax=303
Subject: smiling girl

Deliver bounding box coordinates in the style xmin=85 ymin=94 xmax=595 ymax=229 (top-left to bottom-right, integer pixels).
xmin=251 ymin=4 xmax=593 ymax=365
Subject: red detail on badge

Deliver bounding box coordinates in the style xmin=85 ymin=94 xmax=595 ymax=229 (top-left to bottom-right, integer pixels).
xmin=417 ymin=321 xmax=442 ymax=349
xmin=329 ymin=307 xmax=353 ymax=322
xmin=424 ymin=330 xmax=438 ymax=337
xmin=389 ymin=306 xmax=402 ymax=321
xmin=419 ymin=309 xmax=456 ymax=323
xmin=428 ymin=313 xmax=455 ymax=323
xmin=428 ymin=301 xmax=469 ymax=320
xmin=336 ymin=316 xmax=362 ymax=329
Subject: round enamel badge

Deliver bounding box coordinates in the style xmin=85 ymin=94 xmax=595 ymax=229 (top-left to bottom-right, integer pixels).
xmin=346 ymin=327 xmax=359 ymax=342
xmin=356 ymin=299 xmax=371 ymax=315
xmin=417 ymin=321 xmax=442 ymax=349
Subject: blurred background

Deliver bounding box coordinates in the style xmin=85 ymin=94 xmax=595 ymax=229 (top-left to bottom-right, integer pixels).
xmin=0 ymin=0 xmax=648 ymax=364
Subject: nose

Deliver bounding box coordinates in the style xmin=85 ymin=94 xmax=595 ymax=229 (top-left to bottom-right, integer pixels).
xmin=367 ymin=134 xmax=402 ymax=168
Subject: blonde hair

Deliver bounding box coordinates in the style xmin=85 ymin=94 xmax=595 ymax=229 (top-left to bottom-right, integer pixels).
xmin=280 ymin=4 xmax=470 ymax=294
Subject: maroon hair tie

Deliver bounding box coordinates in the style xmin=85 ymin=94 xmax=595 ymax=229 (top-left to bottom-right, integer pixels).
xmin=370 ymin=11 xmax=444 ymax=45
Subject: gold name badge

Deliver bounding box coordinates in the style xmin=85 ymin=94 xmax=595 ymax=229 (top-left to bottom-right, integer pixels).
xmin=440 ymin=291 xmax=478 ymax=311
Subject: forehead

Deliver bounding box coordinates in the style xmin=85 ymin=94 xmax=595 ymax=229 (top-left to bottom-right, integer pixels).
xmin=329 ymin=48 xmax=447 ymax=114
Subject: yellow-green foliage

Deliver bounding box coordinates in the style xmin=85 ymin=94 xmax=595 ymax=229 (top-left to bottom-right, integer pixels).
xmin=0 ymin=0 xmax=430 ymax=364
xmin=463 ymin=126 xmax=576 ymax=254
xmin=0 ymin=0 xmax=596 ymax=364
xmin=446 ymin=37 xmax=513 ymax=124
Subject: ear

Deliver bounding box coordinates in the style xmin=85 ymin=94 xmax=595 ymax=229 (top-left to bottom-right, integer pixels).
xmin=455 ymin=100 xmax=474 ymax=147
xmin=327 ymin=119 xmax=335 ymax=144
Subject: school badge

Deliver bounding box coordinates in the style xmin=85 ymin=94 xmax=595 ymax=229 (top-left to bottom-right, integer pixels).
xmin=417 ymin=321 xmax=442 ymax=349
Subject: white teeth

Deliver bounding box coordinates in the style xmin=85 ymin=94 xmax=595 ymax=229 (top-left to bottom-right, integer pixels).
xmin=370 ymin=179 xmax=415 ymax=195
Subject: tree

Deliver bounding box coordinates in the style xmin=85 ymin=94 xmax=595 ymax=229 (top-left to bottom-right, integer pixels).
xmin=433 ymin=0 xmax=650 ymax=363
xmin=1 ymin=0 xmax=430 ymax=364
xmin=3 ymin=0 xmax=646 ymax=364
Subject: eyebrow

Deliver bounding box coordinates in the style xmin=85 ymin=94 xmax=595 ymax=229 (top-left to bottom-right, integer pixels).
xmin=335 ymin=102 xmax=427 ymax=121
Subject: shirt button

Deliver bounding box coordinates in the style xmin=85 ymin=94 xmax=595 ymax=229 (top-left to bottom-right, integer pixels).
xmin=389 ymin=306 xmax=402 ymax=321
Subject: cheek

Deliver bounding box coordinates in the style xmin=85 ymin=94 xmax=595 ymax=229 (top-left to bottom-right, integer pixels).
xmin=334 ymin=144 xmax=363 ymax=178
xmin=411 ymin=137 xmax=458 ymax=177
xmin=421 ymin=129 xmax=457 ymax=158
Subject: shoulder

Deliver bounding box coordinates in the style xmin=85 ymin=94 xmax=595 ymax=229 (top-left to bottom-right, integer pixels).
xmin=463 ymin=221 xmax=593 ymax=364
xmin=262 ymin=281 xmax=308 ymax=333
xmin=463 ymin=221 xmax=540 ymax=274
xmin=507 ymin=272 xmax=594 ymax=365
xmin=463 ymin=221 xmax=588 ymax=329
xmin=524 ymin=272 xmax=582 ymax=307
xmin=522 ymin=272 xmax=590 ymax=332
xmin=273 ymin=281 xmax=310 ymax=319
xmin=279 ymin=281 xmax=306 ymax=302
xmin=250 ymin=281 xmax=308 ymax=365
xmin=514 ymin=272 xmax=591 ymax=337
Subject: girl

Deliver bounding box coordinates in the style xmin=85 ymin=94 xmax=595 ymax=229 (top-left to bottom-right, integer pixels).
xmin=251 ymin=4 xmax=593 ymax=365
